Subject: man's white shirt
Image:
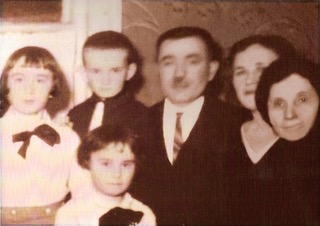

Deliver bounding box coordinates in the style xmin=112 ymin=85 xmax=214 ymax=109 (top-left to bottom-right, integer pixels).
xmin=163 ymin=96 xmax=204 ymax=164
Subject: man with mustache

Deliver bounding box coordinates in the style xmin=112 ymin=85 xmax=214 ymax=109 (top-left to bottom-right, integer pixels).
xmin=131 ymin=26 xmax=240 ymax=225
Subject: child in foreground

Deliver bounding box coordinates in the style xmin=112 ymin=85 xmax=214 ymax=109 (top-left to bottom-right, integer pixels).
xmin=55 ymin=125 xmax=156 ymax=226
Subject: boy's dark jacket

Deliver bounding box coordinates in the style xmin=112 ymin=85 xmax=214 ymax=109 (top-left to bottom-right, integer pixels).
xmin=68 ymin=91 xmax=147 ymax=139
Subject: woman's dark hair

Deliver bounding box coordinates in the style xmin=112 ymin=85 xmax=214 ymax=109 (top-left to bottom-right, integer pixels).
xmin=223 ymin=34 xmax=296 ymax=106
xmin=77 ymin=124 xmax=142 ymax=170
xmin=255 ymin=55 xmax=319 ymax=126
xmin=0 ymin=46 xmax=70 ymax=117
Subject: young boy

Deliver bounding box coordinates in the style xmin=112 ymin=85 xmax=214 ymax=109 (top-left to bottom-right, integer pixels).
xmin=68 ymin=31 xmax=146 ymax=139
xmin=55 ymin=125 xmax=156 ymax=226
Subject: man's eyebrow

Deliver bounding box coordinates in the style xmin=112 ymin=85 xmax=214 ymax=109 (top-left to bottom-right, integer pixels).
xmin=185 ymin=53 xmax=201 ymax=59
xmin=234 ymin=66 xmax=245 ymax=70
xmin=159 ymin=55 xmax=174 ymax=62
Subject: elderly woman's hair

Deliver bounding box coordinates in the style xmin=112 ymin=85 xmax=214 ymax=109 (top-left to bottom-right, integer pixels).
xmin=255 ymin=55 xmax=319 ymax=125
xmin=0 ymin=46 xmax=70 ymax=117
xmin=223 ymin=35 xmax=296 ymax=106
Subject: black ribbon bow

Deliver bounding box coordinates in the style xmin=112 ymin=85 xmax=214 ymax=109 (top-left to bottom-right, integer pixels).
xmin=99 ymin=207 xmax=143 ymax=226
xmin=12 ymin=124 xmax=61 ymax=159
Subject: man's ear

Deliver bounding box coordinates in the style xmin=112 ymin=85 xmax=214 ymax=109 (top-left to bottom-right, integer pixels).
xmin=208 ymin=61 xmax=220 ymax=81
xmin=126 ymin=63 xmax=137 ymax=81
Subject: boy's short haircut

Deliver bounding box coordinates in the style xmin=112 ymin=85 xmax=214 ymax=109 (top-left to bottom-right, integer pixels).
xmin=82 ymin=31 xmax=143 ymax=93
xmin=82 ymin=31 xmax=139 ymax=66
xmin=77 ymin=124 xmax=140 ymax=169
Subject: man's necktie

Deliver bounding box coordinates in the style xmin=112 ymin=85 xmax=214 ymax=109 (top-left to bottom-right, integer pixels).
xmin=89 ymin=101 xmax=105 ymax=131
xmin=99 ymin=207 xmax=143 ymax=226
xmin=12 ymin=124 xmax=61 ymax=159
xmin=173 ymin=112 xmax=183 ymax=163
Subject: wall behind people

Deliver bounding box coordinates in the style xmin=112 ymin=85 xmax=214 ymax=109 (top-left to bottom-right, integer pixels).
xmin=122 ymin=1 xmax=318 ymax=106
xmin=1 ymin=1 xmax=318 ymax=111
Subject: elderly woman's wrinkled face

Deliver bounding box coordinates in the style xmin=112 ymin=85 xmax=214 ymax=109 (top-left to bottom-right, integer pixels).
xmin=268 ymin=73 xmax=319 ymax=141
xmin=232 ymin=44 xmax=278 ymax=111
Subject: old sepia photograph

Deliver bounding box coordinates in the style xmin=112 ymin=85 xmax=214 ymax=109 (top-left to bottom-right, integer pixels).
xmin=0 ymin=0 xmax=319 ymax=225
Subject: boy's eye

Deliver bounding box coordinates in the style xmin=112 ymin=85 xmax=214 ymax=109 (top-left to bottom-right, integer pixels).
xmin=88 ymin=69 xmax=100 ymax=74
xmin=111 ymin=68 xmax=124 ymax=73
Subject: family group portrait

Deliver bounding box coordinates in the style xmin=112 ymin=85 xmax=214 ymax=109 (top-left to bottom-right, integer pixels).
xmin=0 ymin=0 xmax=319 ymax=225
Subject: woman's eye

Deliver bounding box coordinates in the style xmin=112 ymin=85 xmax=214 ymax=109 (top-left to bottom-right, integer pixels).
xmin=271 ymin=99 xmax=284 ymax=108
xmin=295 ymin=96 xmax=309 ymax=105
xmin=255 ymin=66 xmax=265 ymax=74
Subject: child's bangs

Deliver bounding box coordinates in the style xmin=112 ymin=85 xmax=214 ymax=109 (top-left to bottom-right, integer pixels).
xmin=21 ymin=55 xmax=47 ymax=69
xmin=106 ymin=142 xmax=127 ymax=153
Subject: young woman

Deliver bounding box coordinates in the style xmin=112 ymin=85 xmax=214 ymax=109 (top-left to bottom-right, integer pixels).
xmin=222 ymin=35 xmax=298 ymax=225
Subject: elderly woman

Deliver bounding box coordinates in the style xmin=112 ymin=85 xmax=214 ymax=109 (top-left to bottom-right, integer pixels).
xmin=256 ymin=56 xmax=319 ymax=142
xmin=255 ymin=56 xmax=319 ymax=225
xmin=222 ymin=35 xmax=299 ymax=225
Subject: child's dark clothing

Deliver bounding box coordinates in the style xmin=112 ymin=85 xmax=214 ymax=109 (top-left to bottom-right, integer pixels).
xmin=68 ymin=91 xmax=147 ymax=139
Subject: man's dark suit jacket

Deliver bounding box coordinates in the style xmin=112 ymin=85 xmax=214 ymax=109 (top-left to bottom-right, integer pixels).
xmin=68 ymin=91 xmax=147 ymax=139
xmin=131 ymin=95 xmax=243 ymax=225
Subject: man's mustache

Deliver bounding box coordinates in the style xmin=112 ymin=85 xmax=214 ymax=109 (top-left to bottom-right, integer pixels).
xmin=172 ymin=77 xmax=189 ymax=88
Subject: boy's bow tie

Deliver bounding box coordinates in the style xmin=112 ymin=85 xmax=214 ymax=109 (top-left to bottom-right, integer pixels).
xmin=12 ymin=124 xmax=61 ymax=159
